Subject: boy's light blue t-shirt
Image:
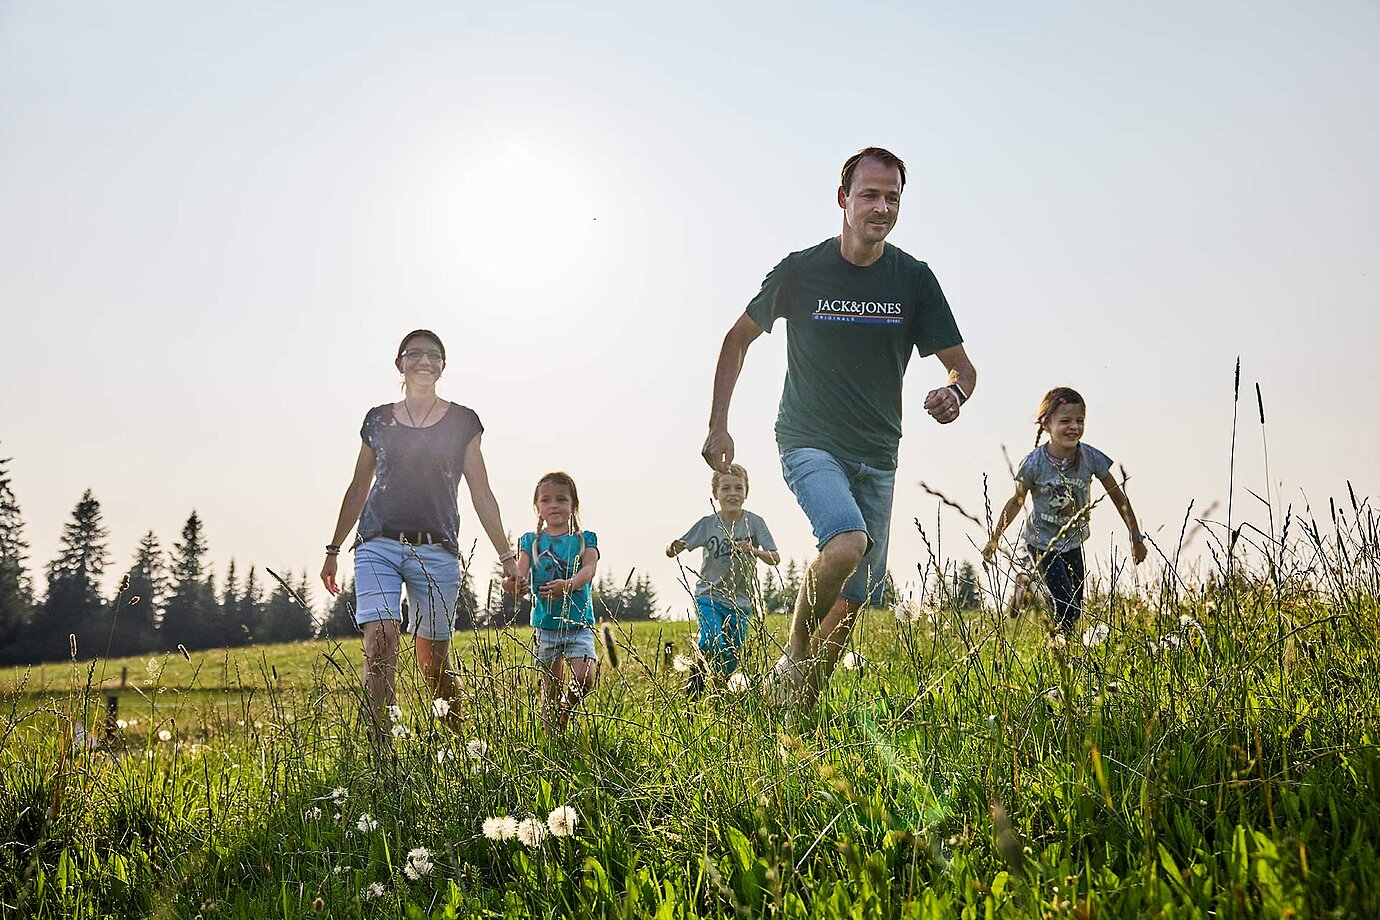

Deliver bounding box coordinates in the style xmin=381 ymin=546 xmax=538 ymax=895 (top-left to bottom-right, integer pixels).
xmin=520 ymin=530 xmax=599 ymax=629
xmin=1016 ymin=443 xmax=1113 ymax=553
xmin=679 ymin=511 xmax=777 ymax=610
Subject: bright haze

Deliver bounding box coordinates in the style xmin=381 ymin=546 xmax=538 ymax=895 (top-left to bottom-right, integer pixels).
xmin=2 ymin=2 xmax=1376 ymax=615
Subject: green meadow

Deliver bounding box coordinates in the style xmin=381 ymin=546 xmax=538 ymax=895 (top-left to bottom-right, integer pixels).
xmin=2 ymin=503 xmax=1378 ymax=918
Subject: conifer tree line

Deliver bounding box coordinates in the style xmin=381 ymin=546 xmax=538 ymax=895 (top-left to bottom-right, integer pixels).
xmin=0 ymin=452 xmax=337 ymax=665
xmin=0 ymin=452 xmax=832 ymax=665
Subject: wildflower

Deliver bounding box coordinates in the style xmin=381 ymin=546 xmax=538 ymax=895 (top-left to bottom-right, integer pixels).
xmin=386 ymin=705 xmax=403 ymax=723
xmin=839 ymin=651 xmax=864 ymax=671
xmin=516 ymin=817 xmax=547 ymax=847
xmin=1081 ymin=623 xmax=1110 ymax=648
xmin=158 ymin=729 xmax=173 ymax=742
xmin=403 ymin=846 xmax=433 ymax=880
xmin=546 ymin=806 xmax=580 ymax=837
xmin=432 ymin=698 xmax=450 ymax=718
xmin=727 ymin=672 xmax=751 ymax=693
xmin=436 ymin=747 xmax=454 ymax=764
xmin=391 ymin=724 xmax=410 ymax=740
xmin=330 ymin=787 xmax=349 ymax=804
xmin=893 ymin=598 xmax=928 ymax=623
xmin=356 ymin=813 xmax=379 ymax=833
xmin=304 ymin=806 xmax=323 ymax=821
xmin=362 ymin=882 xmax=385 ymax=900
xmin=671 ymin=654 xmax=694 ymax=673
xmin=465 ymin=738 xmax=488 ymax=759
xmin=483 ymin=816 xmax=518 ymax=841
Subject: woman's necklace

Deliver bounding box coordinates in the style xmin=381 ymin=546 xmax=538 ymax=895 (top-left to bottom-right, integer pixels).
xmin=404 ymin=395 xmax=440 ymax=428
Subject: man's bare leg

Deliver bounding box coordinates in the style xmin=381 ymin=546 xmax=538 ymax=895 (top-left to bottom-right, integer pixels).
xmin=777 ymin=532 xmax=866 ymax=700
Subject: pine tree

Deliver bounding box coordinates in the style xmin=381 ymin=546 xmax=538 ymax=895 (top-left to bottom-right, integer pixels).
xmin=161 ymin=511 xmax=215 ymax=650
xmin=220 ymin=559 xmax=244 ymax=647
xmin=455 ymin=565 xmax=479 ymax=631
xmin=622 ymin=574 xmax=658 ymax=620
xmin=953 ymin=561 xmax=981 ymax=611
xmin=0 ymin=454 xmax=33 ymax=663
xmin=116 ymin=530 xmax=168 ymax=656
xmin=260 ymin=569 xmax=313 ymax=643
xmin=39 ymin=489 xmax=110 ymax=662
xmin=239 ymin=566 xmax=264 ymax=643
xmin=592 ymin=574 xmax=623 ymax=620
xmin=320 ymin=579 xmax=357 ymax=638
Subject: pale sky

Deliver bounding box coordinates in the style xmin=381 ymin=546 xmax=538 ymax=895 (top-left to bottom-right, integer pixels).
xmin=2 ymin=1 xmax=1376 ymax=617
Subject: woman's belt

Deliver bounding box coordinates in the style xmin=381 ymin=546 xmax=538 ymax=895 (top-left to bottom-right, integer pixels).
xmin=377 ymin=529 xmax=443 ymax=546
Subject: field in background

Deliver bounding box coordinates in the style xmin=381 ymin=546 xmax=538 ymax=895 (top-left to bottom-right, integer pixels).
xmin=2 ymin=497 xmax=1378 ymax=918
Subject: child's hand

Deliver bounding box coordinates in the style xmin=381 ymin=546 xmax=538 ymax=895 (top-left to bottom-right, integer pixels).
xmin=502 ymin=573 xmax=530 ymax=596
xmin=981 ymin=540 xmax=998 ymax=566
xmin=735 ymin=538 xmax=752 ymax=552
xmin=1132 ymin=539 xmax=1148 ymax=564
xmin=538 ymin=579 xmax=569 ymax=600
xmin=666 ymin=540 xmax=686 ymax=557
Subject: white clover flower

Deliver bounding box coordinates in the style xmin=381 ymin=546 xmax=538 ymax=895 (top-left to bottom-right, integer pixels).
xmin=356 ymin=813 xmax=379 ymax=833
xmin=483 ymin=816 xmax=518 ymax=841
xmin=391 ymin=724 xmax=410 ymax=740
xmin=465 ymin=738 xmax=489 ymax=759
xmin=157 ymin=729 xmax=172 ymax=742
xmin=436 ymin=747 xmax=454 ymax=764
xmin=403 ymin=846 xmax=433 ymax=880
xmin=386 ymin=705 xmax=403 ymax=723
xmin=546 ymin=806 xmax=579 ymax=838
xmin=432 ymin=698 xmax=451 ymax=718
xmin=840 ymin=651 xmax=864 ymax=671
xmin=726 ymin=672 xmax=751 ymax=693
xmin=671 ymin=654 xmax=694 ymax=673
xmin=362 ymin=882 xmax=385 ymax=900
xmin=305 ymin=806 xmax=322 ymax=821
xmin=516 ymin=817 xmax=547 ymax=847
xmin=1081 ymin=623 xmax=1110 ymax=648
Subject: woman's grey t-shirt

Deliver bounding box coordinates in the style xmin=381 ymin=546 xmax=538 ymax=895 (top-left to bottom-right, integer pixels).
xmin=1016 ymin=443 xmax=1113 ymax=553
xmin=355 ymin=403 xmax=483 ymax=554
xmin=679 ymin=511 xmax=777 ymax=609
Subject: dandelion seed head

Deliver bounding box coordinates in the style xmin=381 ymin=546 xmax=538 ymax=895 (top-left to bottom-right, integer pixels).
xmin=840 ymin=651 xmax=864 ymax=671
xmin=356 ymin=813 xmax=379 ymax=833
xmin=546 ymin=806 xmax=579 ymax=837
xmin=516 ymin=817 xmax=547 ymax=847
xmin=116 ymin=719 xmax=128 ymax=730
xmin=431 ymin=698 xmax=450 ymax=718
xmin=726 ymin=672 xmax=751 ymax=693
xmin=330 ymin=787 xmax=348 ymax=804
xmin=437 ymin=747 xmax=454 ymax=764
xmin=465 ymin=738 xmax=488 ymax=759
xmin=671 ymin=654 xmax=694 ymax=673
xmin=483 ymin=815 xmax=518 ymax=841
xmin=1081 ymin=623 xmax=1110 ymax=648
xmin=391 ymin=724 xmax=410 ymax=739
xmin=403 ymin=846 xmax=433 ymax=879
xmin=362 ymin=882 xmax=384 ymax=900
xmin=157 ymin=729 xmax=172 ymax=742
xmin=305 ymin=806 xmax=322 ymax=821
xmin=386 ymin=705 xmax=403 ymax=723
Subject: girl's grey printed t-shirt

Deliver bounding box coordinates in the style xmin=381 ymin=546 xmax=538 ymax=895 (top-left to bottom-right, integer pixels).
xmin=679 ymin=511 xmax=777 ymax=609
xmin=1016 ymin=443 xmax=1113 ymax=553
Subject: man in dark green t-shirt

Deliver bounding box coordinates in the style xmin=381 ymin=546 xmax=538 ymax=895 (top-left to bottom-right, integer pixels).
xmin=701 ymin=147 xmax=977 ymax=706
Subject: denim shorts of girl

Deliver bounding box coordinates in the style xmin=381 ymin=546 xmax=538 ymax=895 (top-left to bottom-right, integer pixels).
xmin=534 ymin=627 xmax=597 ymax=665
xmin=780 ymin=447 xmax=896 ymax=606
xmin=353 ymin=538 xmax=460 ymax=641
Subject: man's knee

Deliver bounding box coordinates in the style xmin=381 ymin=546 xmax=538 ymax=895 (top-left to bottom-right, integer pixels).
xmin=819 ymin=531 xmax=868 ymax=572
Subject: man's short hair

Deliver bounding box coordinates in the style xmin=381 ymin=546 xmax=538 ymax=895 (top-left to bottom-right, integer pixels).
xmin=840 ymin=147 xmax=907 ymax=194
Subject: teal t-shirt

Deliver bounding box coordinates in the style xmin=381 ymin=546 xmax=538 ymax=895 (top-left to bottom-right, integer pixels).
xmin=520 ymin=530 xmax=599 ymax=629
xmin=745 ymin=239 xmax=963 ymax=469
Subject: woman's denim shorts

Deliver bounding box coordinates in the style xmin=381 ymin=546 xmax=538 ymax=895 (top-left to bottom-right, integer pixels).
xmin=353 ymin=538 xmax=460 ymax=641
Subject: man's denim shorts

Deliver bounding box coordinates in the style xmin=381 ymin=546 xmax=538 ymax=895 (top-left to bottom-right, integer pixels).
xmin=353 ymin=538 xmax=460 ymax=641
xmin=534 ymin=626 xmax=597 ymax=665
xmin=779 ymin=447 xmax=896 ymax=606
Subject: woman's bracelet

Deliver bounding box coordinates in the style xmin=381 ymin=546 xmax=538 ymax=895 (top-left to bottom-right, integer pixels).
xmin=325 ymin=544 xmax=341 ymax=556
xmin=497 ymin=549 xmax=517 ymax=563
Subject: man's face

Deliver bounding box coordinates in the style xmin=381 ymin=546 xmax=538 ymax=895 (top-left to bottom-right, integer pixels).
xmin=838 ymin=158 xmax=902 ymax=246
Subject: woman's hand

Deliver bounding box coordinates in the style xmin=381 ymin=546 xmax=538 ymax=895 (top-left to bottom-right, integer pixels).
xmin=321 ymin=555 xmax=341 ymax=595
xmin=981 ymin=539 xmax=998 ymax=566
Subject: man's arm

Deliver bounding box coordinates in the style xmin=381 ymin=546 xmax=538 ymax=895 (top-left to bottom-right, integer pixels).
xmin=922 ymin=343 xmax=977 ymax=425
xmin=701 ymin=312 xmax=764 ymax=472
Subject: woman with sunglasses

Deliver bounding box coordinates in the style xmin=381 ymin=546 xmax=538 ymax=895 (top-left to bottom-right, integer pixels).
xmin=321 ymin=329 xmax=520 ymax=739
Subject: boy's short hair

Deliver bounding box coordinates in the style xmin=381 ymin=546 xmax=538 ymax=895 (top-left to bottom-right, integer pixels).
xmin=711 ymin=463 xmax=750 ymax=494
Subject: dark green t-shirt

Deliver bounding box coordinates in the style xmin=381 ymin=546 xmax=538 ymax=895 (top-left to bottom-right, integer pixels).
xmin=745 ymin=239 xmax=963 ymax=469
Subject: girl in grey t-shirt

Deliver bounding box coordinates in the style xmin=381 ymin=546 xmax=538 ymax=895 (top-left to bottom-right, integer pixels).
xmin=982 ymin=388 xmax=1147 ymax=633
